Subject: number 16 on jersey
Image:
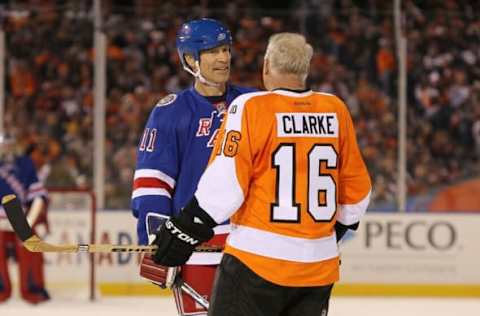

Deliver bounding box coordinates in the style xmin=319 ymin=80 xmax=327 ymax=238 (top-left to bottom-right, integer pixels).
xmin=271 ymin=143 xmax=337 ymax=223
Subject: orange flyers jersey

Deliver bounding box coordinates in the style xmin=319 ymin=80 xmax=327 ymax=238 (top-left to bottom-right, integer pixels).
xmin=195 ymin=89 xmax=371 ymax=287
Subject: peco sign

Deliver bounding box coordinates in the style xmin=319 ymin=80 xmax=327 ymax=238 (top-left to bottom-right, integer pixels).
xmin=364 ymin=220 xmax=457 ymax=251
xmin=338 ymin=213 xmax=480 ymax=287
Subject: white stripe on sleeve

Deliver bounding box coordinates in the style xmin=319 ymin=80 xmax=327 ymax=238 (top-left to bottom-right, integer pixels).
xmin=131 ymin=188 xmax=171 ymax=200
xmin=195 ymin=92 xmax=268 ymax=224
xmin=336 ymin=190 xmax=371 ymax=226
xmin=134 ymin=169 xmax=176 ymax=189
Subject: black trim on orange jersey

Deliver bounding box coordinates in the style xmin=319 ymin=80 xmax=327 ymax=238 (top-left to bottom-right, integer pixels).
xmin=273 ymin=87 xmax=311 ymax=94
xmin=270 ymin=143 xmax=301 ymax=223
xmin=306 ymin=144 xmax=338 ymax=223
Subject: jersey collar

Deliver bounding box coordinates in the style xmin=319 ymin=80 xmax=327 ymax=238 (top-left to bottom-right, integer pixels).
xmin=190 ymin=85 xmax=229 ymax=102
xmin=272 ymin=88 xmax=313 ymax=98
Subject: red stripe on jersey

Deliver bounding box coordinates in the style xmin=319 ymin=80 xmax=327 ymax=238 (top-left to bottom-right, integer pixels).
xmin=133 ymin=178 xmax=174 ymax=195
xmin=29 ymin=187 xmax=46 ymax=194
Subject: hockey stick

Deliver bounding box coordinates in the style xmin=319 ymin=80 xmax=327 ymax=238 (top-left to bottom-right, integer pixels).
xmin=2 ymin=194 xmax=214 ymax=309
xmin=1 ymin=194 xmax=223 ymax=253
xmin=177 ymin=277 xmax=210 ymax=309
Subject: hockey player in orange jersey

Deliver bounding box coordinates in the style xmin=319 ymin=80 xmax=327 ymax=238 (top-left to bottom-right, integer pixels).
xmin=150 ymin=32 xmax=372 ymax=315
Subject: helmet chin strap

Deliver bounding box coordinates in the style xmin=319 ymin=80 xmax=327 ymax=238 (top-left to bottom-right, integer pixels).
xmin=183 ymin=60 xmax=222 ymax=88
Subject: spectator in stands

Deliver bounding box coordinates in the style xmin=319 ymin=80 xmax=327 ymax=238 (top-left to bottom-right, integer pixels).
xmin=3 ymin=0 xmax=479 ymax=210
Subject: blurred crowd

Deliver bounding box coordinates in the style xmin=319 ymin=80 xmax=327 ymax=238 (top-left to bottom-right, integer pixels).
xmin=3 ymin=0 xmax=480 ymax=209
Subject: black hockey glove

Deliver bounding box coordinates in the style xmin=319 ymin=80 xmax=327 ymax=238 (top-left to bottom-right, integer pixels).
xmin=152 ymin=198 xmax=216 ymax=266
xmin=335 ymin=221 xmax=359 ymax=242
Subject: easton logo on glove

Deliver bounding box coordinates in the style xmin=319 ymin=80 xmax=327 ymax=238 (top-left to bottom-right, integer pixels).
xmin=165 ymin=220 xmax=200 ymax=246
xmin=151 ymin=203 xmax=215 ymax=266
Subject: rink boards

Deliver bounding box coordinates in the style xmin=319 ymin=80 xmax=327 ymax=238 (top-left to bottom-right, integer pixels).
xmin=34 ymin=211 xmax=480 ymax=297
xmin=336 ymin=213 xmax=480 ymax=296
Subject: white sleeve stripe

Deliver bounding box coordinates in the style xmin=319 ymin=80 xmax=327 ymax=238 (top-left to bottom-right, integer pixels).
xmin=131 ymin=188 xmax=171 ymax=200
xmin=27 ymin=190 xmax=47 ymax=201
xmin=209 ymin=93 xmax=246 ymax=222
xmin=336 ymin=190 xmax=371 ymax=226
xmin=195 ymin=158 xmax=244 ymax=224
xmin=29 ymin=182 xmax=44 ymax=190
xmin=134 ymin=169 xmax=176 ymax=188
xmin=195 ymin=94 xmax=270 ymax=224
xmin=213 ymin=223 xmax=231 ymax=234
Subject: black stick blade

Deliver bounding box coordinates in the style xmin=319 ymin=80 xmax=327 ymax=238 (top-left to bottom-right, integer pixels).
xmin=1 ymin=194 xmax=35 ymax=241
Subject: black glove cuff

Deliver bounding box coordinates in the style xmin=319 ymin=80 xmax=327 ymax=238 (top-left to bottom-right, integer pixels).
xmin=335 ymin=222 xmax=348 ymax=242
xmin=335 ymin=221 xmax=359 ymax=242
xmin=151 ymin=198 xmax=216 ymax=267
xmin=182 ymin=196 xmax=218 ymax=229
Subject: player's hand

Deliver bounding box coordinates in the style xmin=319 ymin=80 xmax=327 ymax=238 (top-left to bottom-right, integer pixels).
xmin=140 ymin=254 xmax=179 ymax=288
xmin=335 ymin=222 xmax=348 ymax=242
xmin=151 ymin=208 xmax=215 ymax=266
xmin=335 ymin=221 xmax=359 ymax=242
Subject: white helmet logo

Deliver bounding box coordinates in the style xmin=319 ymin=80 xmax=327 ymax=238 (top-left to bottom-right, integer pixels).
xmin=217 ymin=33 xmax=226 ymax=41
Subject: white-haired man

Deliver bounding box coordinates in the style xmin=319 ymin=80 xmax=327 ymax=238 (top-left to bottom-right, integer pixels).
xmin=150 ymin=32 xmax=372 ymax=315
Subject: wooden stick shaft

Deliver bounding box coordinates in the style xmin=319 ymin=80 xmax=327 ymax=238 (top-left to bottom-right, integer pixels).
xmin=2 ymin=194 xmax=223 ymax=254
xmin=23 ymin=235 xmax=222 ymax=253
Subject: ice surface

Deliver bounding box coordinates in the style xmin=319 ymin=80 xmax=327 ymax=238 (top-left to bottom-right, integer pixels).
xmin=1 ymin=296 xmax=479 ymax=316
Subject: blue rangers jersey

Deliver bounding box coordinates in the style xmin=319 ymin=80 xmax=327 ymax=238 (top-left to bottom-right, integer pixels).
xmin=132 ymin=85 xmax=256 ymax=255
xmin=0 ymin=155 xmax=48 ymax=229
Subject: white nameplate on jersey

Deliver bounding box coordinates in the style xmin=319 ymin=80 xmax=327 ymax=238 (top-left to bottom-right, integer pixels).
xmin=276 ymin=113 xmax=338 ymax=137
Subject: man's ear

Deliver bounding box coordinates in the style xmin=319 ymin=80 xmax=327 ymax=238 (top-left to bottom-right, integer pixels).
xmin=185 ymin=54 xmax=197 ymax=72
xmin=263 ymin=57 xmax=270 ymax=75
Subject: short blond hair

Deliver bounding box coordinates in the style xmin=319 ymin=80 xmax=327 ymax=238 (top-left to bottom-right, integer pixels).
xmin=265 ymin=33 xmax=313 ymax=81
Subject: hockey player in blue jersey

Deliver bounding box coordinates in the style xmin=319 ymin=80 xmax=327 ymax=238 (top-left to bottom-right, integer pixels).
xmin=0 ymin=133 xmax=49 ymax=304
xmin=132 ymin=18 xmax=256 ymax=315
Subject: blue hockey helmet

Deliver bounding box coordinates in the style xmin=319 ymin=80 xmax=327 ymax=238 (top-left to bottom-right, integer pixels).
xmin=176 ymin=18 xmax=232 ymax=72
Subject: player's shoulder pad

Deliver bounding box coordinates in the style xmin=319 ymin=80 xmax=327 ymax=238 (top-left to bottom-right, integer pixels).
xmin=229 ymin=91 xmax=271 ymax=112
xmin=149 ymin=91 xmax=193 ymax=130
xmin=155 ymin=94 xmax=178 ymax=108
xmin=230 ymin=84 xmax=258 ymax=94
xmin=153 ymin=90 xmax=192 ymax=113
xmin=16 ymin=154 xmax=35 ymax=168
xmin=313 ymin=91 xmax=342 ymax=102
xmin=314 ymin=91 xmax=348 ymax=109
xmin=150 ymin=92 xmax=187 ymax=118
xmin=14 ymin=155 xmax=37 ymax=176
xmin=316 ymin=92 xmax=335 ymax=97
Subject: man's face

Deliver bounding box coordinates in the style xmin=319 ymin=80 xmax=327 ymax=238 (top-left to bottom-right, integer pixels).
xmin=198 ymin=44 xmax=231 ymax=84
